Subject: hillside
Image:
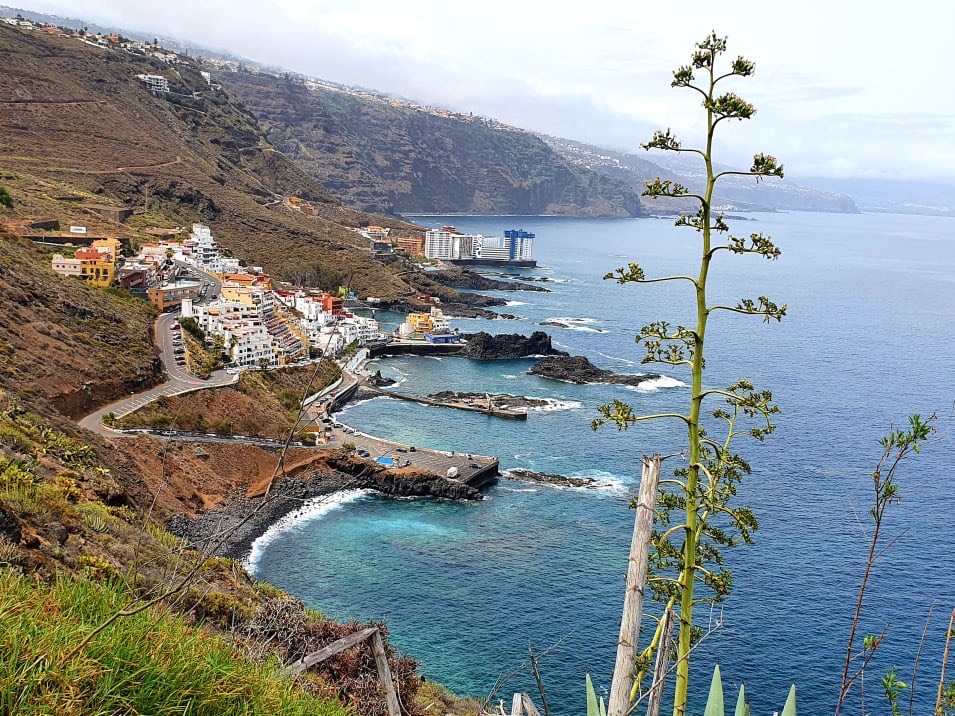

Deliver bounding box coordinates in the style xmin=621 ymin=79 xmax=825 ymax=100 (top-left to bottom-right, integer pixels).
xmin=0 ymin=25 xmax=424 ymax=299
xmin=220 ymin=71 xmax=645 ymax=217
xmin=544 ymin=135 xmax=860 ymax=214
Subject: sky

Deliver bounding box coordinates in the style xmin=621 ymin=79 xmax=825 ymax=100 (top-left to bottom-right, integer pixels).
xmin=19 ymin=0 xmax=955 ymax=182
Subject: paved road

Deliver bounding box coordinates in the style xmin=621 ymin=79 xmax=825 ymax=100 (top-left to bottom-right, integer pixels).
xmin=78 ymin=312 xmax=237 ymax=437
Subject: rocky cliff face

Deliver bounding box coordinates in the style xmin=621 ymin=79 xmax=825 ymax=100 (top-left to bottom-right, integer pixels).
xmin=220 ymin=72 xmax=645 ymax=217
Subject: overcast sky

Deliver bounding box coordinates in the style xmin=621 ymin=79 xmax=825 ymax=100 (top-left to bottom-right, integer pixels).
xmin=22 ymin=0 xmax=955 ymax=181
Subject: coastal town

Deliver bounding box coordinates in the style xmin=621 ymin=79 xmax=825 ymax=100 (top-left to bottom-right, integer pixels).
xmin=43 ymin=220 xmax=486 ymax=370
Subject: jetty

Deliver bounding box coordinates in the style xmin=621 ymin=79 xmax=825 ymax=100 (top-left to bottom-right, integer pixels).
xmin=360 ymin=384 xmax=528 ymax=420
xmin=301 ymin=365 xmax=501 ymax=491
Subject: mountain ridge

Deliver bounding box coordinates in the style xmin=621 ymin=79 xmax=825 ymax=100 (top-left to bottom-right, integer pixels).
xmin=219 ymin=71 xmax=646 ymax=218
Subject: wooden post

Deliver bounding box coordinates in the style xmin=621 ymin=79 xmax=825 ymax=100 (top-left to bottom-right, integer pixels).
xmin=607 ymin=455 xmax=663 ymax=716
xmin=285 ymin=626 xmax=401 ymax=716
xmin=285 ymin=626 xmax=378 ymax=676
xmin=511 ymin=692 xmax=523 ymax=715
xmin=520 ymin=693 xmax=542 ymax=716
xmin=371 ymin=629 xmax=402 ymax=716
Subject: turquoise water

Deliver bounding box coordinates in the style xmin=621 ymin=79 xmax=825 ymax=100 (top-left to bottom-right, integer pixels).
xmin=251 ymin=212 xmax=955 ymax=714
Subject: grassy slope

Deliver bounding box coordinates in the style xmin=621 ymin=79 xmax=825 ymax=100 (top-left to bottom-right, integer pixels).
xmin=116 ymin=362 xmax=341 ymax=439
xmin=0 ymin=572 xmax=350 ymax=716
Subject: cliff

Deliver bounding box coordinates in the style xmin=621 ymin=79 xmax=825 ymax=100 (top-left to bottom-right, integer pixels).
xmin=544 ymin=135 xmax=860 ymax=214
xmin=220 ymin=72 xmax=645 ymax=217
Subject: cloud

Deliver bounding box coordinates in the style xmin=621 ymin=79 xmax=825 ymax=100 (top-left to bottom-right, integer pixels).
xmin=21 ymin=0 xmax=955 ymax=181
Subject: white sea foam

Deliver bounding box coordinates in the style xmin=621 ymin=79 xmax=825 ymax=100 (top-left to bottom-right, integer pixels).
xmin=501 ymin=468 xmax=627 ymax=494
xmin=626 ymin=375 xmax=687 ymax=392
xmin=527 ymin=398 xmax=583 ymax=412
xmin=543 ymin=317 xmax=605 ymax=333
xmin=505 ymin=300 xmax=528 ymax=307
xmin=245 ymin=489 xmax=372 ymax=573
xmin=597 ymin=351 xmax=638 ymax=367
xmin=502 ymin=374 xmax=518 ymax=379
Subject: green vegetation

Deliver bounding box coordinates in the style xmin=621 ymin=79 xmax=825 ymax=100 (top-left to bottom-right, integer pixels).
xmin=0 ymin=571 xmax=349 ymax=716
xmin=594 ymin=34 xmax=785 ymax=714
xmin=178 ymin=315 xmax=205 ymax=342
xmin=699 ymin=665 xmax=797 ymax=716
xmin=835 ymin=415 xmax=951 ymax=715
xmin=0 ymin=187 xmax=13 ymax=209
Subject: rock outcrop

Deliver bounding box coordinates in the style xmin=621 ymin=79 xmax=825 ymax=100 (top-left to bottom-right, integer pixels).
xmin=368 ymin=370 xmax=397 ymax=387
xmin=528 ymin=355 xmax=661 ymax=386
xmin=506 ymin=469 xmax=604 ymax=489
xmin=458 ymin=331 xmax=567 ymax=360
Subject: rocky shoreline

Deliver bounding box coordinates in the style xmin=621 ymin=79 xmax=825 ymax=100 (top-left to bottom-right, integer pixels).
xmin=166 ymin=451 xmax=482 ymax=560
xmin=529 ymin=355 xmax=662 ymax=386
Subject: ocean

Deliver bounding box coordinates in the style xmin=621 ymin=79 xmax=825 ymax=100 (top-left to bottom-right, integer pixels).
xmin=248 ymin=212 xmax=955 ymax=714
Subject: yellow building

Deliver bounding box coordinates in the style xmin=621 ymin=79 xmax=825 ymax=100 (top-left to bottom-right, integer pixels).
xmin=407 ymin=311 xmax=434 ymax=333
xmin=92 ymin=237 xmax=122 ymax=256
xmin=74 ymin=247 xmax=116 ymax=288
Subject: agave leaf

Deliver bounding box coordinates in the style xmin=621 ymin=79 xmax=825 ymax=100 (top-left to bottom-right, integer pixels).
xmin=734 ymin=684 xmax=749 ymax=716
xmin=599 ymin=695 xmax=607 ymax=716
xmin=704 ymin=665 xmax=725 ymax=716
xmin=586 ymin=674 xmax=599 ymax=716
xmin=781 ymin=684 xmax=797 ymax=716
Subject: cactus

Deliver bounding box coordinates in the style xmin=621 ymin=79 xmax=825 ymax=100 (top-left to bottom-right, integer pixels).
xmin=701 ymin=665 xmax=796 ymax=716
xmin=586 ymin=674 xmax=607 ymax=716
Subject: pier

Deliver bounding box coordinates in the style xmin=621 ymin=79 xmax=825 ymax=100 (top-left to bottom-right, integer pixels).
xmin=360 ymin=384 xmax=528 ymax=420
xmin=303 ymin=367 xmax=501 ymax=490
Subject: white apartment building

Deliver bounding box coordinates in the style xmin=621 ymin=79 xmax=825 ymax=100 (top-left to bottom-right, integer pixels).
xmin=51 ymin=255 xmax=83 ymax=277
xmin=424 ymin=229 xmax=481 ymax=260
xmin=220 ymin=257 xmax=241 ymax=274
xmin=136 ymin=74 xmax=170 ymax=93
xmin=475 ymin=235 xmax=534 ymax=262
xmin=186 ymin=223 xmax=223 ymax=273
xmin=337 ymin=321 xmax=360 ymax=347
xmin=229 ymin=325 xmax=275 ymax=367
xmin=339 ymin=316 xmax=380 ymax=344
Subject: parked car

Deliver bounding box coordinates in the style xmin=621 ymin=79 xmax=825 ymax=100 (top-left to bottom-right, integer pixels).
xmin=409 ymin=446 xmax=416 ymax=452
xmin=395 ymin=447 xmax=407 ymax=453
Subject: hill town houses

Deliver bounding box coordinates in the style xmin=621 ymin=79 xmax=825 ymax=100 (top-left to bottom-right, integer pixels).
xmin=46 ymin=220 xmax=380 ymax=368
xmin=173 ymin=224 xmax=381 ymax=367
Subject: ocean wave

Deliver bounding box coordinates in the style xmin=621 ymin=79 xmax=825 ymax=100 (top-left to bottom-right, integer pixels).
xmin=527 ymin=398 xmax=583 ymax=412
xmin=245 ymin=489 xmax=372 ymax=572
xmin=500 ymin=468 xmax=627 ymax=493
xmin=625 ymin=375 xmax=687 ymax=392
xmin=505 ymin=300 xmax=528 ymax=307
xmin=502 ymin=374 xmax=518 ymax=379
xmin=542 ymin=316 xmax=605 ymax=333
xmin=339 ymin=395 xmax=399 ymax=412
xmin=597 ymin=351 xmax=638 ymax=367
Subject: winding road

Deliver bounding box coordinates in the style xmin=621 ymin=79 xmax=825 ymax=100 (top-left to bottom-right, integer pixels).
xmin=78 ymin=311 xmax=237 ymax=437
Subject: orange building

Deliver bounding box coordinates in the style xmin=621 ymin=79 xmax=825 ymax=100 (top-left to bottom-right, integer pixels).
xmin=396 ymin=236 xmax=425 ymax=256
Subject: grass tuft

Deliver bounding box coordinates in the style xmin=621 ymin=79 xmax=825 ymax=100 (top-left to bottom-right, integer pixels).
xmin=0 ymin=570 xmax=351 ymax=715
